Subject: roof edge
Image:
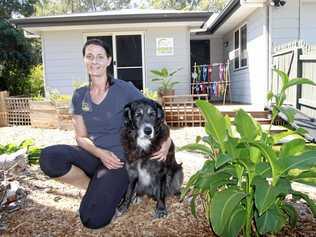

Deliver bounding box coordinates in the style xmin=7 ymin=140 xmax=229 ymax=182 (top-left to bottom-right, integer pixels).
xmin=10 ymin=12 xmax=211 ymax=28
xmin=206 ymin=0 xmax=241 ymax=34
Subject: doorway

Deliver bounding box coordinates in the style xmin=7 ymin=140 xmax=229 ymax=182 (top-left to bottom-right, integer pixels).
xmin=87 ymin=33 xmax=144 ymax=90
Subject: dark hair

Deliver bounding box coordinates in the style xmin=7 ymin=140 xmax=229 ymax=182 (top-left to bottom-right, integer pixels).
xmin=82 ymin=38 xmax=113 ymax=86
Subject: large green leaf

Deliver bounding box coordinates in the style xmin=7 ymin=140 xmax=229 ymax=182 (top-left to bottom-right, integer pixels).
xmin=288 ymin=169 xmax=316 ymax=186
xmin=278 ymin=150 xmax=316 ymax=176
xmin=197 ymin=172 xmax=234 ymax=193
xmin=179 ymin=143 xmax=212 ymax=157
xmin=254 ymin=177 xmax=291 ymax=215
xmin=222 ymin=207 xmax=246 ymax=237
xmin=196 ymin=100 xmax=227 ymax=151
xmin=254 ymin=162 xmax=272 ymax=178
xmin=249 ymin=142 xmax=281 ymax=185
xmin=210 ymin=188 xmax=247 ymax=236
xmin=272 ymin=130 xmax=297 ymax=144
xmin=282 ymin=78 xmax=316 ymax=92
xmin=255 ymin=205 xmax=287 ymax=234
xmin=279 ymin=138 xmax=305 ymax=158
xmin=235 ymin=109 xmax=259 ymax=141
xmin=274 ymin=69 xmax=289 ymax=89
xmin=215 ymin=153 xmax=232 ymax=169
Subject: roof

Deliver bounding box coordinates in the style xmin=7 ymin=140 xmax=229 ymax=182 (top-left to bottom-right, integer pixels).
xmin=10 ymin=9 xmax=211 ymax=28
xmin=205 ymin=0 xmax=240 ymax=34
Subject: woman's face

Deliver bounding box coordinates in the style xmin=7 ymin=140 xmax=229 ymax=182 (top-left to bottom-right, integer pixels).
xmin=84 ymin=44 xmax=112 ymax=78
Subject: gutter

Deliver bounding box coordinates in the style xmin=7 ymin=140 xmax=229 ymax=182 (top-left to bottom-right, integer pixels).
xmin=11 ymin=12 xmax=211 ymax=28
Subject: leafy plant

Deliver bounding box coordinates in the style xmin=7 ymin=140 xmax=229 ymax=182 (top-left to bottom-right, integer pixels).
xmin=180 ymin=69 xmax=316 ymax=236
xmin=47 ymin=88 xmax=71 ymax=104
xmin=143 ymin=88 xmax=158 ymax=101
xmin=151 ymin=67 xmax=182 ymax=94
xmin=0 ymin=139 xmax=41 ymax=165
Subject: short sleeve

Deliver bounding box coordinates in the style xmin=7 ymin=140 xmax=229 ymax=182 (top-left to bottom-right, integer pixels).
xmin=127 ymin=81 xmax=144 ymax=102
xmin=70 ymin=88 xmax=84 ymax=115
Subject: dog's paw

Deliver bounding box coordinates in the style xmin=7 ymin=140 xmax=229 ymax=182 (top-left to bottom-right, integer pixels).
xmin=131 ymin=195 xmax=143 ymax=205
xmin=154 ymin=208 xmax=168 ymax=218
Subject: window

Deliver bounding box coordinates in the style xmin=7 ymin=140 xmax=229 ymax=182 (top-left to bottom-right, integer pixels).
xmin=234 ymin=24 xmax=247 ymax=69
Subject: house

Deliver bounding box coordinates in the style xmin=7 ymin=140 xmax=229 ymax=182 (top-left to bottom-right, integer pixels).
xmin=12 ymin=1 xmax=316 ymax=110
xmin=11 ymin=9 xmax=211 ymax=95
xmin=197 ymin=0 xmax=316 ymax=108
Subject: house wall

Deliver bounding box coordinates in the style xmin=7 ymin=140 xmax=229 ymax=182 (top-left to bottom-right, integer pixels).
xmin=41 ymin=26 xmax=192 ymax=95
xmin=223 ymin=7 xmax=268 ymax=105
xmin=271 ymin=0 xmax=316 ymax=46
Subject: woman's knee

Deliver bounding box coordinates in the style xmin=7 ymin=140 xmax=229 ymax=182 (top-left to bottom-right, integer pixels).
xmin=79 ymin=202 xmax=115 ymax=229
xmin=39 ymin=145 xmax=72 ymax=178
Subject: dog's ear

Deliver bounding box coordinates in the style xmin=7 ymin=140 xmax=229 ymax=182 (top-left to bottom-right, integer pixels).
xmin=123 ymin=103 xmax=133 ymax=128
xmin=156 ymin=102 xmax=165 ymax=123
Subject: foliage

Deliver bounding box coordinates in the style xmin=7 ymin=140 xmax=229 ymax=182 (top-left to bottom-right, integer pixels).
xmin=0 ymin=1 xmax=41 ymax=96
xmin=47 ymin=88 xmax=71 ymax=103
xmin=148 ymin=0 xmax=228 ymax=11
xmin=180 ymin=69 xmax=316 ymax=237
xmin=34 ymin=0 xmax=131 ymax=16
xmin=27 ymin=64 xmax=45 ymax=98
xmin=151 ymin=67 xmax=182 ymax=94
xmin=143 ymin=88 xmax=159 ymax=101
xmin=33 ymin=0 xmax=229 ymax=16
xmin=0 ymin=139 xmax=41 ymax=165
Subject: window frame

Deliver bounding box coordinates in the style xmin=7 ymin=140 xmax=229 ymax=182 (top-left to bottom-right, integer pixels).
xmin=233 ymin=23 xmax=248 ymax=70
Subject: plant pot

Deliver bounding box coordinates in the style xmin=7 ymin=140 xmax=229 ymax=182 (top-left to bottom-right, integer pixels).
xmin=158 ymin=89 xmax=175 ymax=103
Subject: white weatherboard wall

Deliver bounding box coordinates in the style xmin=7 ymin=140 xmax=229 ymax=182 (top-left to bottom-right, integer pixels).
xmin=41 ymin=26 xmax=192 ymax=95
xmin=145 ymin=26 xmax=191 ymax=95
xmin=223 ymin=7 xmax=268 ymax=106
xmin=42 ymin=30 xmax=86 ymax=95
xmin=271 ymin=0 xmax=316 ymax=46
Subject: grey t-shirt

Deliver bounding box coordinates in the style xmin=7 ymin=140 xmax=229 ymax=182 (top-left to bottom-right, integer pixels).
xmin=71 ymin=79 xmax=144 ymax=160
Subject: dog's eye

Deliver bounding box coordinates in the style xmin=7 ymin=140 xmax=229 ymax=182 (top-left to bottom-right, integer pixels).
xmin=149 ymin=112 xmax=156 ymax=117
xmin=135 ymin=112 xmax=142 ymax=118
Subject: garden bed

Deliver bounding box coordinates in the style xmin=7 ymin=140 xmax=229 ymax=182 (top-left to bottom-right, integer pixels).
xmin=0 ymin=127 xmax=315 ymax=236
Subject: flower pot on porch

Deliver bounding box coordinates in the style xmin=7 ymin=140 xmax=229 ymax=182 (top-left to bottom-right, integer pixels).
xmin=158 ymin=88 xmax=175 ymax=103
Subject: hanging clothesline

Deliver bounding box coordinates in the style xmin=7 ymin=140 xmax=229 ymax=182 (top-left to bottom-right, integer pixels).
xmin=191 ymin=62 xmax=232 ymax=104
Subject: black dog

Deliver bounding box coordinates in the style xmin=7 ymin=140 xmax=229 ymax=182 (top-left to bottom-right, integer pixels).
xmin=119 ymin=98 xmax=183 ymax=218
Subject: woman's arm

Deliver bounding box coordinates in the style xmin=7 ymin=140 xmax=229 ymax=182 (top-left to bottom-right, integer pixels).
xmin=72 ymin=115 xmax=124 ymax=169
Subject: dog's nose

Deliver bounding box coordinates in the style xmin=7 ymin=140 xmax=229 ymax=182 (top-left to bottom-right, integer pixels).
xmin=144 ymin=126 xmax=153 ymax=136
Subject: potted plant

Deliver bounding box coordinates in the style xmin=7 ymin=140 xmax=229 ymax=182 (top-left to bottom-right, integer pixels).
xmin=151 ymin=67 xmax=182 ymax=99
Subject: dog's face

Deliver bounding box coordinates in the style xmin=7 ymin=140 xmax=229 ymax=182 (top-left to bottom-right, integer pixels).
xmin=124 ymin=99 xmax=164 ymax=149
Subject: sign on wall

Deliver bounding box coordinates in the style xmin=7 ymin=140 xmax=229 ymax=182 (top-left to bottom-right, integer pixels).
xmin=156 ymin=38 xmax=174 ymax=56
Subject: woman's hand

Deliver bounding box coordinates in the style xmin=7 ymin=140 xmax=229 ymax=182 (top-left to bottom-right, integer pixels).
xmin=150 ymin=137 xmax=172 ymax=162
xmin=98 ymin=148 xmax=124 ymax=169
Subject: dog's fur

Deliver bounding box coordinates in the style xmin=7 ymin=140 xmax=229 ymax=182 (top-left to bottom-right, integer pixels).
xmin=119 ymin=98 xmax=183 ymax=218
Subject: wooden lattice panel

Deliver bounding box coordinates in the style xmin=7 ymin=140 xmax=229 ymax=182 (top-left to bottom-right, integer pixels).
xmin=5 ymin=97 xmax=31 ymax=126
xmin=162 ymin=94 xmax=208 ymax=127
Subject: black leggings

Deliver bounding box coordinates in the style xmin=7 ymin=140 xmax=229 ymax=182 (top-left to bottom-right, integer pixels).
xmin=39 ymin=144 xmax=129 ymax=229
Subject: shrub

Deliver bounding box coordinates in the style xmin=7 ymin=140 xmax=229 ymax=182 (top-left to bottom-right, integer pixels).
xmin=180 ymin=69 xmax=316 ymax=237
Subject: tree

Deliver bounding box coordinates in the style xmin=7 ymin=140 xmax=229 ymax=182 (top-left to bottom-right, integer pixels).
xmin=0 ymin=0 xmax=41 ymax=95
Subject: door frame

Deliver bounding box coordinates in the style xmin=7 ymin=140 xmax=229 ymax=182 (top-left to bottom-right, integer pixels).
xmin=83 ymin=31 xmax=146 ymax=90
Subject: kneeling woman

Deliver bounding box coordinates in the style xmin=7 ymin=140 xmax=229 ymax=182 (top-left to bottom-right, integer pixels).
xmin=40 ymin=39 xmax=171 ymax=229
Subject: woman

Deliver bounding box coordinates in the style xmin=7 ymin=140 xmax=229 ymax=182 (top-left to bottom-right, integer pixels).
xmin=40 ymin=39 xmax=171 ymax=229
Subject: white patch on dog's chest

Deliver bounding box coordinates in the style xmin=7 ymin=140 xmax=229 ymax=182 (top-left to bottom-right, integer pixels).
xmin=137 ymin=162 xmax=151 ymax=186
xmin=137 ymin=137 xmax=151 ymax=151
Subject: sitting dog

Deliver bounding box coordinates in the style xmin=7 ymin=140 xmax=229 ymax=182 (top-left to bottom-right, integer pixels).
xmin=119 ymin=98 xmax=183 ymax=218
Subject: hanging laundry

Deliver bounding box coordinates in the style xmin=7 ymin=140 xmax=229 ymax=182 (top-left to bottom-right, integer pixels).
xmin=219 ymin=63 xmax=225 ymax=81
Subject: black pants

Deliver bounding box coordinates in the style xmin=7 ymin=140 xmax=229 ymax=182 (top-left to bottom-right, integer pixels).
xmin=39 ymin=144 xmax=129 ymax=229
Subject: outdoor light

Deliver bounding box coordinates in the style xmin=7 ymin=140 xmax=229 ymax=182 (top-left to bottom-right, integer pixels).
xmin=270 ymin=0 xmax=286 ymax=7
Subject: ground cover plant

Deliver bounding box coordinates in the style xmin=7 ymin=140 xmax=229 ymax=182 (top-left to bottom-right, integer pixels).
xmin=0 ymin=139 xmax=41 ymax=165
xmin=181 ymin=69 xmax=316 ymax=236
